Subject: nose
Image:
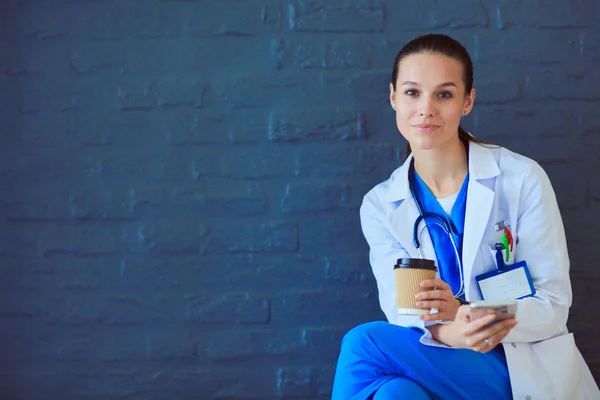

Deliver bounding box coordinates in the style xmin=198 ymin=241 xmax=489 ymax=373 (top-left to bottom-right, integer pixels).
xmin=418 ymin=97 xmax=435 ymax=117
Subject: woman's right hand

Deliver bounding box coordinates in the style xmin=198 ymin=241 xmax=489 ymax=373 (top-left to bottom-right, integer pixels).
xmin=450 ymin=305 xmax=518 ymax=353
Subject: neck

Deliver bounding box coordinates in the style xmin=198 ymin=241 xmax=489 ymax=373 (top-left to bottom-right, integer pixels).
xmin=412 ymin=137 xmax=468 ymax=198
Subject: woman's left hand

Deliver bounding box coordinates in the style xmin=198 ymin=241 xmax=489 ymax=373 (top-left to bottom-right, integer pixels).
xmin=415 ymin=278 xmax=461 ymax=321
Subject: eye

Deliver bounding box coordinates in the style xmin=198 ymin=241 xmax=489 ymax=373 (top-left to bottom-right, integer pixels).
xmin=404 ymin=89 xmax=419 ymax=97
xmin=437 ymin=91 xmax=453 ymax=99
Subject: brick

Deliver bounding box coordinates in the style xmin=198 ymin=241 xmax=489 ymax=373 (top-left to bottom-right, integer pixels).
xmin=276 ymin=366 xmax=315 ymax=397
xmin=68 ymin=40 xmax=186 ymax=75
xmin=145 ymin=331 xmax=196 ymax=359
xmin=66 ymin=113 xmax=164 ymax=148
xmin=18 ymin=78 xmax=80 ymax=113
xmin=590 ymin=174 xmax=600 ymax=201
xmin=582 ymin=106 xmax=600 ymax=136
xmin=139 ymin=220 xmax=208 ymax=255
xmin=40 ymin=225 xmax=128 ymax=256
xmin=7 ymin=40 xmax=70 ymax=75
xmin=125 ymin=6 xmax=182 ymax=38
xmin=497 ymin=0 xmax=591 ymax=28
xmin=228 ymin=111 xmax=268 ymax=143
xmin=302 ymin=328 xmax=346 ymax=360
xmin=289 ymin=0 xmax=384 ymax=32
xmin=562 ymin=210 xmax=597 ymax=245
xmin=219 ymin=75 xmax=303 ymax=109
xmin=120 ymin=41 xmax=187 ymax=74
xmin=166 ymin=113 xmax=222 ymax=145
xmin=185 ymin=4 xmax=280 ymax=37
xmin=272 ymin=38 xmax=324 ymax=70
xmin=89 ymin=148 xmax=167 ymax=180
xmin=49 ymin=257 xmax=123 ymax=291
xmin=540 ymin=164 xmax=586 ymax=210
xmin=227 ymin=146 xmax=297 ymax=179
xmin=204 ymin=221 xmax=298 ymax=253
xmin=478 ymin=30 xmax=580 ymax=64
xmin=185 ymin=292 xmax=270 ymax=324
xmin=295 ymin=143 xmax=398 ymax=178
xmin=68 ymin=187 xmax=134 ymax=220
xmin=81 ymin=8 xmax=125 ymax=40
xmin=282 ymin=181 xmax=370 ymax=213
xmin=269 ymin=110 xmax=366 ymax=142
xmin=116 ymin=79 xmax=155 ymax=111
xmin=272 ymin=289 xmax=378 ymax=325
xmin=582 ymin=32 xmax=600 ymax=62
xmin=527 ymin=68 xmax=600 ymax=101
xmin=323 ymin=254 xmax=370 ymax=283
xmin=19 ymin=4 xmax=72 ymax=39
xmin=298 ymin=214 xmax=370 ymax=258
xmin=386 ymin=1 xmax=488 ymax=31
xmin=503 ymin=138 xmax=578 ymax=165
xmin=148 ymin=254 xmax=320 ymax=289
xmin=64 ymin=293 xmax=177 ymax=326
xmin=476 ymin=107 xmax=578 ymax=138
xmin=0 ymin=293 xmax=44 ymax=319
xmin=1 ymin=192 xmax=69 ymax=221
xmin=156 ymin=75 xmax=206 ymax=108
xmin=164 ymin=147 xmax=225 ymax=180
xmin=207 ymin=329 xmax=302 ymax=360
xmin=473 ymin=70 xmax=523 ymax=105
xmin=273 ymin=39 xmax=371 ymax=70
xmin=69 ymin=43 xmax=117 ymax=74
xmin=282 ymin=182 xmax=349 ymax=213
xmin=173 ymin=182 xmax=266 ymax=216
xmin=347 ymin=71 xmax=393 ymax=107
xmin=171 ymin=367 xmax=275 ymax=400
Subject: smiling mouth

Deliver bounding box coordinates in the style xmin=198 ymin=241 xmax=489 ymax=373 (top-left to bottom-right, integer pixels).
xmin=413 ymin=124 xmax=441 ymax=132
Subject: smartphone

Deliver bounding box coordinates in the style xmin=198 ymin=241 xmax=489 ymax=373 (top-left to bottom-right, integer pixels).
xmin=469 ymin=300 xmax=517 ymax=321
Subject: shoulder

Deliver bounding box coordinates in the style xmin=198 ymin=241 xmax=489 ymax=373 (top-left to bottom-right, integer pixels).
xmin=476 ymin=142 xmax=548 ymax=184
xmin=361 ymin=164 xmax=404 ymax=209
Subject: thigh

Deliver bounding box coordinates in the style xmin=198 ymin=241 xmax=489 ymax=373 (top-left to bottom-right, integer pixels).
xmin=348 ymin=322 xmax=511 ymax=400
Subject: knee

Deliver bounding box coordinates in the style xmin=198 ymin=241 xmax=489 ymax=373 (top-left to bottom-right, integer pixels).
xmin=340 ymin=321 xmax=390 ymax=351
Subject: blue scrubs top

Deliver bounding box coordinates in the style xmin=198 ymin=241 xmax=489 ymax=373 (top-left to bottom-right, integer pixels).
xmin=409 ymin=161 xmax=469 ymax=300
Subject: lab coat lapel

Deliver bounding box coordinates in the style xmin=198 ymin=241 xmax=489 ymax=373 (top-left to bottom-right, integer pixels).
xmin=462 ymin=143 xmax=501 ymax=294
xmin=385 ymin=155 xmax=440 ymax=268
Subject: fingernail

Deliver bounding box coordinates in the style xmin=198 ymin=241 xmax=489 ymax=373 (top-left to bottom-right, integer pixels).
xmin=417 ymin=302 xmax=423 ymax=307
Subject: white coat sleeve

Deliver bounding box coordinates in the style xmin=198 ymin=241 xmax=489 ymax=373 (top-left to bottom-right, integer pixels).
xmin=502 ymin=162 xmax=572 ymax=343
xmin=359 ymin=189 xmax=449 ymax=348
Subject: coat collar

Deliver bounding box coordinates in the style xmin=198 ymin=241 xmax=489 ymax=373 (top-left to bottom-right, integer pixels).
xmin=383 ymin=141 xmax=501 ymax=203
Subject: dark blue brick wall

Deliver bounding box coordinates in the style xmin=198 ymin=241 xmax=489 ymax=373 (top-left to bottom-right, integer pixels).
xmin=1 ymin=1 xmax=599 ymax=399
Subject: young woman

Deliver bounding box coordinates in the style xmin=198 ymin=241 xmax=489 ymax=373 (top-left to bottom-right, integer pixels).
xmin=331 ymin=34 xmax=599 ymax=399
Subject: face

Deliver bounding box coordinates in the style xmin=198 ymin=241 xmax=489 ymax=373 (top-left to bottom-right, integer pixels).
xmin=390 ymin=52 xmax=475 ymax=152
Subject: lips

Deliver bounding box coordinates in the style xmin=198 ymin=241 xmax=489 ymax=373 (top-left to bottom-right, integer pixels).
xmin=413 ymin=123 xmax=441 ymax=133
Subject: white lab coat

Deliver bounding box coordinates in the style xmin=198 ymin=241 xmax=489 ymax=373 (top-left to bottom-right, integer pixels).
xmin=360 ymin=141 xmax=600 ymax=399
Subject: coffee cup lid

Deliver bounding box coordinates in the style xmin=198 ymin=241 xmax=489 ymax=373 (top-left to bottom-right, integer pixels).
xmin=394 ymin=258 xmax=437 ymax=271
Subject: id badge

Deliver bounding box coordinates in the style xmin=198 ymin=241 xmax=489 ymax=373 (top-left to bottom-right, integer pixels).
xmin=475 ymin=261 xmax=536 ymax=301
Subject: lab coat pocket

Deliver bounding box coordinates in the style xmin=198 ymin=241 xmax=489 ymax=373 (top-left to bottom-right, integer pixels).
xmin=530 ymin=333 xmax=581 ymax=398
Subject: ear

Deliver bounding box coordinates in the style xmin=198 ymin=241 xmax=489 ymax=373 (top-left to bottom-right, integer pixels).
xmin=389 ymin=83 xmax=396 ymax=110
xmin=462 ymin=88 xmax=476 ymax=116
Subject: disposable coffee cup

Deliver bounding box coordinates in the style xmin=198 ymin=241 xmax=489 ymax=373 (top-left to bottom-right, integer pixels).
xmin=394 ymin=258 xmax=437 ymax=315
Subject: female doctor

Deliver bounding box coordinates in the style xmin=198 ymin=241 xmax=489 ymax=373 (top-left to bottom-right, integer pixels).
xmin=331 ymin=34 xmax=599 ymax=399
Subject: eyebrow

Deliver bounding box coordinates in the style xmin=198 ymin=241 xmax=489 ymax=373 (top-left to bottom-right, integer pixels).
xmin=401 ymin=81 xmax=458 ymax=89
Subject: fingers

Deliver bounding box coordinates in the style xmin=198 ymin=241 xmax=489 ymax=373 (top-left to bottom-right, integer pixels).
xmin=465 ymin=318 xmax=518 ymax=353
xmin=461 ymin=313 xmax=496 ymax=337
xmin=420 ymin=310 xmax=455 ymax=322
xmin=417 ymin=300 xmax=445 ymax=310
xmin=419 ymin=279 xmax=451 ymax=291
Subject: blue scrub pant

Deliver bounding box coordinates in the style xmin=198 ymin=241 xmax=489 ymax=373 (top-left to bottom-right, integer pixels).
xmin=331 ymin=321 xmax=512 ymax=399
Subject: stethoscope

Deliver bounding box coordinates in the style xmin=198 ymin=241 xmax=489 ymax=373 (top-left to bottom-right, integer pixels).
xmin=409 ymin=173 xmax=466 ymax=299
